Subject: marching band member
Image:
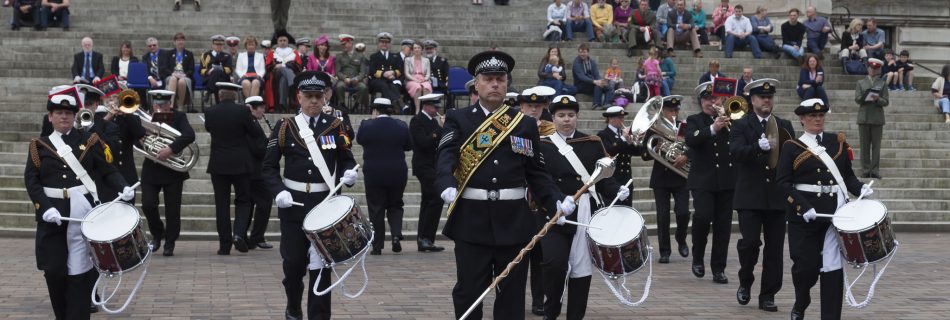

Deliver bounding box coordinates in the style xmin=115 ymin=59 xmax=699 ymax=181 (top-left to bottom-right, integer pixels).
xmin=437 ymin=51 xmax=573 ymax=319
xmin=410 ymin=93 xmax=447 ymax=253
xmin=597 ymin=105 xmax=640 ymax=206
xmin=644 ymin=97 xmax=691 ymax=263
xmin=730 ymin=79 xmax=794 ymax=312
xmin=105 ymin=90 xmax=146 ymax=204
xmin=245 ymin=96 xmax=274 ymax=250
xmin=25 ymin=93 xmax=134 ymax=319
xmin=538 ymin=95 xmax=628 ymax=320
xmin=140 ymin=90 xmax=196 ymax=257
xmin=685 ymin=81 xmax=736 ymax=284
xmin=777 ymin=98 xmax=872 ymax=320
xmin=262 ymin=71 xmax=358 ymax=320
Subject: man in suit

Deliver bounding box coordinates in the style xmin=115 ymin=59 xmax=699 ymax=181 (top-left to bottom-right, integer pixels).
xmin=685 ymin=81 xmax=736 ymax=284
xmin=665 ymin=0 xmax=703 ymax=58
xmin=25 ymin=93 xmax=134 ymax=319
xmin=140 ymin=90 xmax=196 ymax=257
xmin=201 ymin=35 xmax=235 ymax=103
xmin=334 ymin=34 xmax=368 ymax=110
xmin=159 ymin=32 xmax=196 ymax=111
xmin=855 ymin=58 xmax=889 ymax=179
xmin=367 ymin=32 xmax=404 ymax=108
xmin=645 ymin=97 xmax=691 ymax=263
xmin=597 ymin=106 xmax=641 ymax=206
xmin=71 ymin=37 xmax=104 ymax=84
xmin=410 ymin=93 xmax=447 ymax=252
xmin=436 ymin=51 xmax=573 ymax=320
xmin=245 ymin=96 xmax=274 ymax=249
xmin=203 ymin=82 xmax=262 ymax=255
xmin=263 ymin=71 xmax=359 ymax=320
xmin=730 ymin=79 xmax=794 ymax=312
xmin=142 ymin=37 xmax=164 ymax=89
xmin=627 ymin=0 xmax=660 ymax=56
xmin=777 ymin=98 xmax=872 ymax=320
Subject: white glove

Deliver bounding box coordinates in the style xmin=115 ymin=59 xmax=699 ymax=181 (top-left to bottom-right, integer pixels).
xmin=118 ymin=186 xmax=136 ymax=201
xmin=556 ymin=216 xmax=568 ymax=225
xmin=802 ymin=208 xmax=817 ymax=223
xmin=758 ymin=133 xmax=771 ymax=151
xmin=275 ymin=190 xmax=294 ymax=208
xmin=557 ymin=196 xmax=576 ymax=216
xmin=42 ymin=208 xmax=63 ymax=226
xmin=861 ymin=184 xmax=874 ymax=198
xmin=616 ymin=186 xmax=630 ymax=201
xmin=341 ymin=169 xmax=358 ymax=186
xmin=440 ymin=187 xmax=458 ymax=203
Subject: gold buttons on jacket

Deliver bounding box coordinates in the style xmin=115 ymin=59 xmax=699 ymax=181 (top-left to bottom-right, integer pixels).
xmin=765 ymin=165 xmax=770 ymax=170
xmin=308 ymin=170 xmax=312 ymax=175
xmin=62 ymin=175 xmax=67 ymax=179
xmin=494 ymin=160 xmax=499 ymax=165
xmin=766 ymin=178 xmax=770 ymax=182
xmin=492 ymin=178 xmax=497 ymax=183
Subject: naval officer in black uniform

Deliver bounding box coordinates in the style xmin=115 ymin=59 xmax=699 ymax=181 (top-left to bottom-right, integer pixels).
xmin=410 ymin=93 xmax=447 ymax=252
xmin=777 ymin=98 xmax=872 ymax=320
xmin=108 ymin=92 xmax=146 ymax=202
xmin=263 ymin=71 xmax=359 ymax=320
xmin=685 ymin=81 xmax=736 ymax=284
xmin=597 ymin=106 xmax=641 ymax=206
xmin=245 ymin=96 xmax=274 ymax=250
xmin=643 ymin=97 xmax=691 ymax=263
xmin=437 ymin=51 xmax=574 ymax=320
xmin=367 ymin=32 xmax=404 ymax=107
xmin=729 ymin=79 xmax=794 ymax=312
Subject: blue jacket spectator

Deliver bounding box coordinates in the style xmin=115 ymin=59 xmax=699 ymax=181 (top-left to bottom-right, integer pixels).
xmin=862 ymin=18 xmax=886 ymax=60
xmin=10 ymin=0 xmax=41 ymax=30
xmin=797 ymin=54 xmax=829 ymax=107
xmin=802 ymin=6 xmax=831 ymax=56
xmin=572 ymin=43 xmax=613 ymax=109
xmin=660 ymin=51 xmax=676 ymax=96
xmin=749 ymin=6 xmax=780 ymax=57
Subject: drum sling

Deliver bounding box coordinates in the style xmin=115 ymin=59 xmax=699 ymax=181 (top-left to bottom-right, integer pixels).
xmin=546 ymin=133 xmax=599 ymax=278
xmin=294 ymin=114 xmax=337 ymax=192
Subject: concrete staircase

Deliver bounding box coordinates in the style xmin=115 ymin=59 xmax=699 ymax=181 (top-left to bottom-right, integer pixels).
xmin=0 ymin=0 xmax=947 ymax=239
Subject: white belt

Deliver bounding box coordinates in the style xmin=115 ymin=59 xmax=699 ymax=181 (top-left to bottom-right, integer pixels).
xmin=283 ymin=179 xmax=330 ymax=193
xmin=460 ymin=188 xmax=527 ymax=201
xmin=794 ymin=184 xmax=841 ymax=194
xmin=43 ymin=186 xmax=89 ymax=199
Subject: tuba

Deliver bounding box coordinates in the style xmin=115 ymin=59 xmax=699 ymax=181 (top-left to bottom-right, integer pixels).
xmin=126 ymin=90 xmax=199 ymax=172
xmin=631 ymin=97 xmax=690 ymax=178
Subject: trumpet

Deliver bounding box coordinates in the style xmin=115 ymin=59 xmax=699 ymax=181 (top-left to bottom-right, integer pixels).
xmin=76 ymin=108 xmax=95 ymax=130
xmin=714 ymin=96 xmax=749 ymax=129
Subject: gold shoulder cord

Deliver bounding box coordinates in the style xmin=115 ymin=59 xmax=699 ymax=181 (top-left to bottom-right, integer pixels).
xmin=29 ymin=139 xmax=41 ymax=168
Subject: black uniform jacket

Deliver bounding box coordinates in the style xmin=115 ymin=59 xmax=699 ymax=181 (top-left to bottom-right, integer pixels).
xmin=248 ymin=119 xmax=268 ymax=180
xmin=776 ymin=132 xmax=864 ymax=223
xmin=262 ymin=113 xmax=357 ymax=222
xmin=597 ymin=126 xmax=642 ymax=184
xmin=204 ymin=101 xmax=263 ymax=175
xmin=112 ymin=114 xmax=146 ymax=184
xmin=140 ymin=111 xmax=195 ymax=185
xmin=25 ymin=130 xmax=128 ymax=272
xmin=640 ymin=122 xmax=688 ymax=189
xmin=430 ymin=55 xmax=450 ymax=90
xmin=367 ymin=51 xmax=404 ymax=80
xmin=356 ymin=116 xmax=412 ymax=188
xmin=684 ymin=112 xmax=736 ymax=191
xmin=539 ymin=131 xmax=621 ymax=235
xmin=436 ymin=103 xmax=564 ymax=246
xmin=729 ymin=113 xmax=795 ymax=211
xmin=200 ymin=50 xmax=234 ymax=78
xmin=158 ymin=49 xmax=195 ymax=81
xmin=410 ymin=112 xmax=442 ymax=181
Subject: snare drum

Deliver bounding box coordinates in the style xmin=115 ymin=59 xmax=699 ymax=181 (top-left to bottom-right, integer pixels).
xmin=587 ymin=206 xmax=650 ymax=277
xmin=81 ymin=202 xmax=150 ymax=275
xmin=833 ymin=200 xmax=897 ymax=266
xmin=303 ymin=196 xmax=373 ymax=267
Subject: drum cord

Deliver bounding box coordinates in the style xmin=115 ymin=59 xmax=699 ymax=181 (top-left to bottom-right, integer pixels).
xmin=91 ymin=251 xmax=150 ymax=313
xmin=597 ymin=247 xmax=653 ymax=307
xmin=312 ymin=232 xmax=374 ymax=298
xmin=843 ymin=240 xmax=899 ymax=308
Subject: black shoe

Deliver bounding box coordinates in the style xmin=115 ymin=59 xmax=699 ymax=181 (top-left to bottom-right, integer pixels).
xmin=89 ymin=303 xmax=98 ymax=313
xmin=256 ymin=241 xmax=274 ymax=249
xmin=870 ymin=173 xmax=882 ymax=179
xmin=692 ymin=264 xmax=705 ymax=278
xmin=194 ymin=1 xmax=200 ymax=11
xmin=217 ymin=249 xmax=230 ymax=255
xmin=149 ymin=239 xmax=161 ymax=252
xmin=417 ymin=238 xmax=445 ymax=252
xmin=759 ymin=300 xmax=778 ymax=312
xmin=658 ymin=255 xmax=670 ymax=263
xmin=63 ymin=26 xmax=69 ymax=31
xmin=11 ymin=25 xmax=19 ymax=31
xmin=285 ymin=307 xmax=303 ymax=320
xmin=626 ymin=47 xmax=635 ymax=57
xmin=532 ymin=305 xmax=544 ymax=316
xmin=233 ymin=236 xmax=249 ymax=253
xmin=392 ymin=238 xmax=402 ymax=253
xmin=173 ymin=1 xmax=180 ymax=11
xmin=370 ymin=249 xmax=382 ymax=255
xmin=862 ymin=172 xmax=871 ymax=178
xmin=713 ymin=272 xmax=729 ymax=284
xmin=163 ymin=242 xmax=175 ymax=256
xmin=790 ymin=310 xmax=804 ymax=320
xmin=736 ymin=286 xmax=751 ymax=305
xmin=678 ymin=243 xmax=689 ymax=257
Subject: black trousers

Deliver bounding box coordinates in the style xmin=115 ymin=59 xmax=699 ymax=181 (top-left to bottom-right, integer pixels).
xmin=453 ymin=240 xmax=529 ymax=320
xmin=210 ymin=173 xmax=252 ymax=251
xmin=690 ymin=189 xmax=733 ymax=273
xmin=788 ymin=221 xmax=843 ymax=319
xmin=44 ymin=268 xmax=97 ymax=320
xmin=280 ymin=218 xmax=332 ymax=319
xmin=529 ymin=213 xmax=545 ymax=310
xmin=365 ymin=184 xmax=405 ymax=250
xmin=736 ymin=209 xmax=785 ymax=302
xmin=654 ymin=186 xmax=690 ymax=257
xmin=541 ymin=230 xmax=591 ymax=320
xmin=247 ymin=177 xmax=273 ymax=244
xmin=416 ymin=175 xmax=443 ymax=243
xmin=368 ymin=78 xmax=401 ymax=107
xmin=141 ymin=179 xmax=184 ymax=244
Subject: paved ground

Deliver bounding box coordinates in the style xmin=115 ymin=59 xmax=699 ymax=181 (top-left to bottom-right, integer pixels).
xmin=0 ymin=232 xmax=946 ymax=319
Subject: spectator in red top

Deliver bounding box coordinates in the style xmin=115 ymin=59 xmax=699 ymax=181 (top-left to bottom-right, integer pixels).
xmin=264 ymin=30 xmax=302 ymax=112
xmin=709 ymin=0 xmax=733 ymax=46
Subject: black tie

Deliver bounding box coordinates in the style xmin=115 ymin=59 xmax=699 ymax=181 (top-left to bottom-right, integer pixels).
xmin=815 ymin=134 xmax=822 ymax=144
xmin=761 ymin=119 xmax=767 ymax=128
xmin=309 ymin=116 xmax=317 ymax=130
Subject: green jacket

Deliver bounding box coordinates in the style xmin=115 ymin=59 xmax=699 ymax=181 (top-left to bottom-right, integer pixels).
xmin=855 ymin=76 xmax=889 ymax=125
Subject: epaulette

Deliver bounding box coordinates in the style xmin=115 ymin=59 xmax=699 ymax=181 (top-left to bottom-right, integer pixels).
xmin=318 ymin=118 xmax=343 ymax=136
xmin=784 ymin=139 xmax=813 ymax=171
xmin=538 ymin=120 xmax=556 ymax=136
xmin=29 ymin=139 xmax=41 ymax=168
xmin=79 ymin=133 xmax=101 ymax=162
xmin=278 ymin=118 xmax=290 ymax=150
xmin=834 ymin=132 xmax=846 ymax=159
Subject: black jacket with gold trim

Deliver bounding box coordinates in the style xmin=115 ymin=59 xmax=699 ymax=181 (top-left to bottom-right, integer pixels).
xmin=684 ymin=112 xmax=736 ymax=191
xmin=776 ymin=132 xmax=864 ymax=223
xmin=729 ymin=113 xmax=795 ymax=211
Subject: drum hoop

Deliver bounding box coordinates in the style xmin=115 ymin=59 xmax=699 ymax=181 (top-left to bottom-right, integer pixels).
xmin=834 ymin=200 xmax=889 ymax=233
xmin=587 ymin=205 xmax=645 ymax=247
xmin=81 ymin=202 xmax=140 ymax=241
xmin=588 ymin=225 xmax=650 ymax=276
xmin=304 ymin=196 xmax=357 ymax=233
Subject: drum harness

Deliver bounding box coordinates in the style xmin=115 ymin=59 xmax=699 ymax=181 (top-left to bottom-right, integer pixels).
xmin=592 ymin=178 xmax=653 ymax=307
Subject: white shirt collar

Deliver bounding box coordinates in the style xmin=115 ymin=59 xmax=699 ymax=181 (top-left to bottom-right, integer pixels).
xmin=804 ymin=131 xmax=823 ymax=142
xmin=478 ymin=102 xmax=495 ymax=116
xmin=757 ymin=114 xmax=771 ymax=123
xmin=607 ymin=123 xmax=622 ymax=135
xmin=377 ymin=114 xmax=390 ymax=118
xmin=52 ymin=129 xmax=72 ymax=137
xmin=558 ymin=130 xmax=576 ymax=140
xmin=422 ymin=111 xmax=434 ymax=120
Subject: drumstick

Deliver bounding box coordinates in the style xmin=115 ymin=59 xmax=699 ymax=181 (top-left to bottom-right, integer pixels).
xmin=856 ymin=180 xmax=875 ymax=202
xmin=321 ymin=164 xmax=361 ymax=203
xmin=604 ymin=178 xmax=634 ymax=212
xmin=559 ymin=219 xmax=604 ymax=230
xmin=815 ymin=213 xmax=853 ymax=220
xmin=291 ymin=201 xmax=305 ymax=207
xmin=59 ymin=217 xmax=89 ymax=223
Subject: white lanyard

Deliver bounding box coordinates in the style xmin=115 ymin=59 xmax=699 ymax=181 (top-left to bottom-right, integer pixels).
xmin=294 ymin=114 xmax=336 ymax=191
xmin=49 ymin=133 xmax=100 ymax=203
xmin=547 ymin=133 xmax=601 ymax=205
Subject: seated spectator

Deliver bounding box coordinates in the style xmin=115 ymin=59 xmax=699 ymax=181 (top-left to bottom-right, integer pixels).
xmin=698 ymin=59 xmax=724 ymax=83
xmin=709 ymin=0 xmax=733 ymax=46
xmin=896 ymin=50 xmax=916 ymax=91
xmin=226 ymin=36 xmax=241 ymax=82
xmin=566 ymin=0 xmax=595 ymax=42
xmin=803 ymin=6 xmax=831 ymax=58
xmin=642 ymin=47 xmax=663 ymax=97
xmin=591 ymin=0 xmax=617 ymax=42
xmin=424 ymin=40 xmax=449 ymax=93
xmin=797 ymin=53 xmax=829 ymax=107
xmin=882 ymin=50 xmax=899 ymax=90
xmin=862 ymin=18 xmax=886 ymax=60
xmin=200 ymin=34 xmax=234 ymax=102
xmin=142 ymin=37 xmax=164 ymax=88
xmin=780 ymin=8 xmax=805 ymax=62
xmin=538 ymin=46 xmax=574 ymax=95
xmin=573 ymin=43 xmax=613 ymax=109
xmin=723 ymin=5 xmax=762 ymax=59
xmin=158 ymin=32 xmax=195 ymax=110
xmin=173 ymin=0 xmax=199 ymax=11
xmin=690 ymin=0 xmax=709 ymax=44
xmin=404 ymin=42 xmax=432 ymax=115
xmin=39 ymin=0 xmax=68 ymax=31
xmin=264 ymin=30 xmax=301 ymax=112
xmin=236 ymin=36 xmax=265 ymax=98
xmin=110 ymin=40 xmax=139 ymax=85
xmin=399 ymin=39 xmax=413 ymax=61
xmin=655 ymin=0 xmax=673 ymax=39
xmin=626 ymin=0 xmax=660 ymax=56
xmin=665 ymin=0 xmax=702 ymax=58
xmin=931 ymin=64 xmax=950 ymax=123
xmin=367 ymin=32 xmax=404 ymax=107
xmin=749 ymin=6 xmax=781 ymax=58
xmin=660 ymin=48 xmax=676 ymax=95
xmin=71 ymin=37 xmax=104 ymax=84
xmin=633 ymin=57 xmax=652 ymax=98
xmin=308 ymin=35 xmax=335 ymax=75
xmin=545 ymin=0 xmax=568 ymax=42
xmin=10 ymin=0 xmax=40 ymax=31
xmin=613 ymin=0 xmax=632 ymax=43
xmin=335 ymin=34 xmax=369 ymax=109
xmin=736 ymin=66 xmax=754 ymax=103
xmin=605 ymin=58 xmax=624 ymax=90
xmin=839 ymin=18 xmax=867 ymax=62
xmin=296 ymin=37 xmax=312 ymax=69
